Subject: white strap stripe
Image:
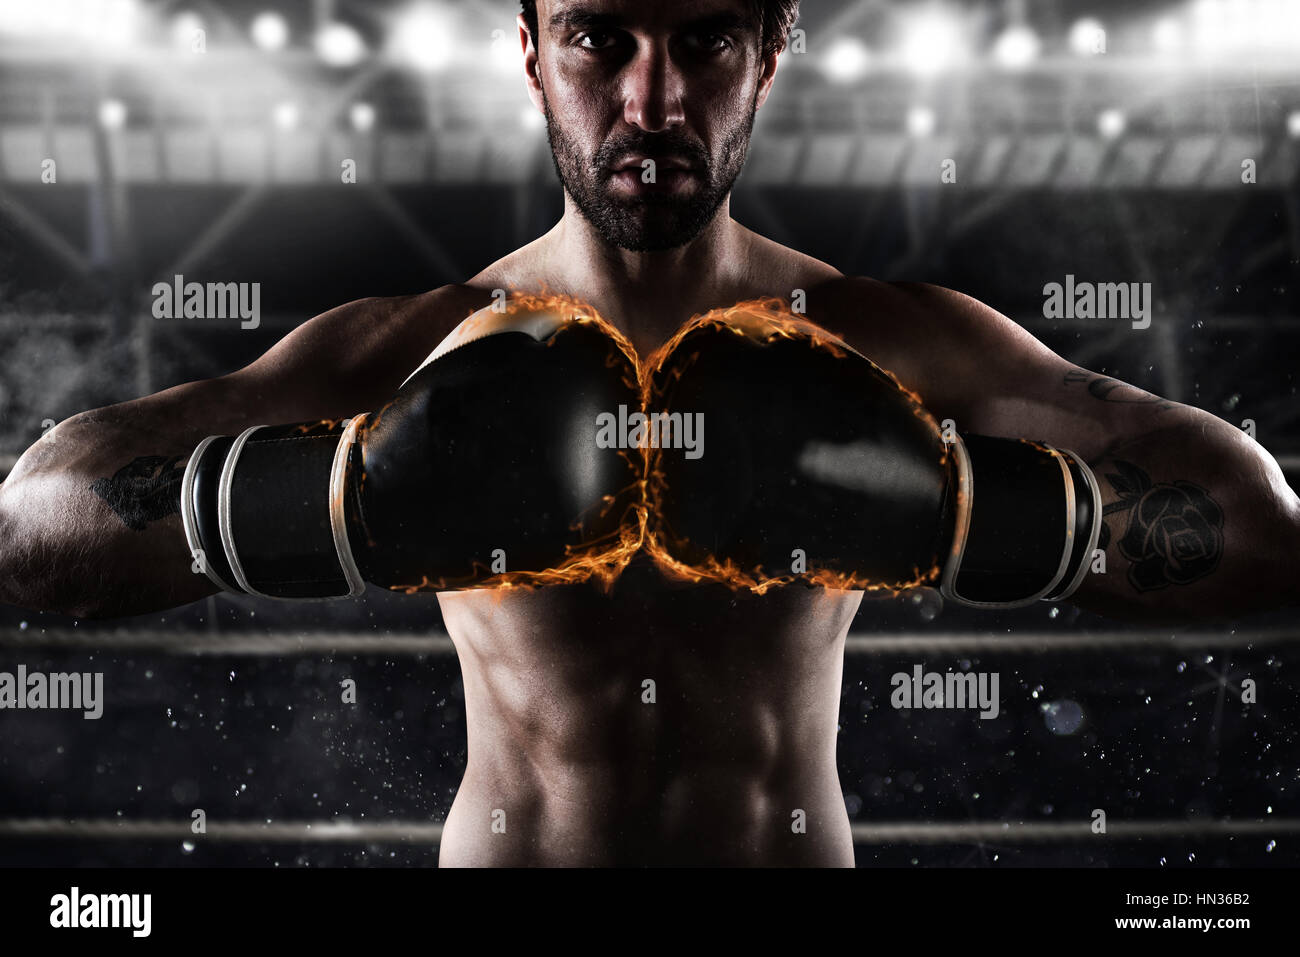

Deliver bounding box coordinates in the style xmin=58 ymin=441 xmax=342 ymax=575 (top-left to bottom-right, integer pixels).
xmin=180 ymin=435 xmax=239 ymax=594
xmin=1046 ymin=451 xmax=1104 ymax=602
xmin=217 ymin=425 xmax=268 ymax=597
xmin=329 ymin=416 xmax=367 ymax=598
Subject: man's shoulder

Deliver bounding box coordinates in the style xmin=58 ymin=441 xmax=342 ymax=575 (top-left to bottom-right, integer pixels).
xmin=799 ymin=278 xmax=1040 ymax=409
xmin=239 ymin=284 xmax=498 ymax=410
xmin=804 ymin=277 xmax=1017 ymax=346
xmin=805 ymin=276 xmax=961 ymax=312
xmin=364 ymin=283 xmax=496 ymax=324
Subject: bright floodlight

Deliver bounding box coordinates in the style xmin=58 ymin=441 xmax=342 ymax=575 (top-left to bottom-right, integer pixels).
xmin=824 ymin=37 xmax=872 ymax=83
xmin=98 ymin=99 xmax=127 ymax=130
xmin=98 ymin=0 xmax=140 ymax=49
xmin=1069 ymin=18 xmax=1107 ymax=57
xmin=1097 ymin=109 xmax=1126 ymax=140
xmin=251 ymin=12 xmax=289 ymax=51
xmin=520 ymin=106 xmax=546 ymax=132
xmin=171 ymin=11 xmax=206 ymax=50
xmin=490 ymin=29 xmax=522 ymax=74
xmin=906 ymin=105 xmax=936 ymax=138
xmin=899 ymin=11 xmax=966 ymax=76
xmin=992 ymin=25 xmax=1041 ymax=70
xmin=316 ymin=22 xmax=367 ymax=67
xmin=350 ymin=102 xmax=376 ymax=132
xmin=396 ymin=8 xmax=454 ymax=72
xmin=0 ymin=0 xmax=140 ymax=46
xmin=1287 ymin=111 xmax=1300 ymax=139
xmin=1152 ymin=17 xmax=1185 ymax=54
xmin=273 ymin=101 xmax=300 ymax=131
xmin=1192 ymin=0 xmax=1300 ymax=58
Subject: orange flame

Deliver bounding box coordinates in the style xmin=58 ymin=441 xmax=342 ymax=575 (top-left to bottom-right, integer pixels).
xmin=640 ymin=298 xmax=949 ymax=597
xmin=358 ymin=293 xmax=949 ymax=599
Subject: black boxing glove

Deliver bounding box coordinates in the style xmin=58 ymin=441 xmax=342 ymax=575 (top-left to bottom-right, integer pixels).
xmin=646 ymin=302 xmax=1101 ymax=608
xmin=182 ymin=300 xmax=643 ymax=599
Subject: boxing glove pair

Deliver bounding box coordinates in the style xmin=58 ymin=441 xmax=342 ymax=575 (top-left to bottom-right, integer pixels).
xmin=182 ymin=298 xmax=1100 ymax=607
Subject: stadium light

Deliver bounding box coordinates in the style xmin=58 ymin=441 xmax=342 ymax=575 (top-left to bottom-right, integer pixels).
xmin=992 ymin=24 xmax=1041 ymax=71
xmin=350 ymin=102 xmax=377 ymax=132
xmin=823 ymin=37 xmax=872 ymax=84
xmin=273 ymin=101 xmax=300 ymax=131
xmin=1152 ymin=17 xmax=1186 ymax=55
xmin=520 ymin=106 xmax=546 ymax=132
xmin=906 ymin=105 xmax=936 ymax=138
xmin=171 ymin=10 xmax=206 ymax=51
xmin=394 ymin=6 xmax=454 ymax=72
xmin=1069 ymin=18 xmax=1107 ymax=57
xmin=490 ymin=29 xmax=522 ymax=74
xmin=251 ymin=12 xmax=289 ymax=51
xmin=1097 ymin=109 xmax=1126 ymax=140
xmin=899 ymin=10 xmax=968 ymax=76
xmin=1287 ymin=111 xmax=1300 ymax=139
xmin=98 ymin=99 xmax=128 ymax=130
xmin=0 ymin=0 xmax=140 ymax=47
xmin=315 ymin=22 xmax=367 ymax=67
xmin=1192 ymin=0 xmax=1300 ymax=58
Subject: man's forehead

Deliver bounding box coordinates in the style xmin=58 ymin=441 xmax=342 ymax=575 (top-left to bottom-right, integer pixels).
xmin=542 ymin=0 xmax=757 ymax=31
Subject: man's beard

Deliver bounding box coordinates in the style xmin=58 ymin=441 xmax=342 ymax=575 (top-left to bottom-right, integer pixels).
xmin=542 ymin=89 xmax=756 ymax=253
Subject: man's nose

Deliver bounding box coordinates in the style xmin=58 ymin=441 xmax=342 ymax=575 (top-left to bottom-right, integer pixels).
xmin=622 ymin=43 xmax=686 ymax=132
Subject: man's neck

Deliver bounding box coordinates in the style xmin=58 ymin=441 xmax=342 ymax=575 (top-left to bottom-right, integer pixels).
xmin=537 ymin=199 xmax=753 ymax=356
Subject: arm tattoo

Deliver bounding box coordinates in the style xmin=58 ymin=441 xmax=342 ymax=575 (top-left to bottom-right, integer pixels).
xmin=90 ymin=455 xmax=185 ymax=531
xmin=1100 ymin=460 xmax=1223 ymax=592
xmin=1064 ymin=371 xmax=1177 ymax=412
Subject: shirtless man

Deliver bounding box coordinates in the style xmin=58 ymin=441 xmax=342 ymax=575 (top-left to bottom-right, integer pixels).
xmin=1 ymin=0 xmax=1296 ymax=866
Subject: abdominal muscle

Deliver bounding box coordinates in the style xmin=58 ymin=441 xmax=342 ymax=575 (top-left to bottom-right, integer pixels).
xmin=435 ymin=557 xmax=863 ymax=866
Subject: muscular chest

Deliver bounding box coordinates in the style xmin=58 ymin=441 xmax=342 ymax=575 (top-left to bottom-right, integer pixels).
xmin=437 ymin=555 xmax=863 ymax=675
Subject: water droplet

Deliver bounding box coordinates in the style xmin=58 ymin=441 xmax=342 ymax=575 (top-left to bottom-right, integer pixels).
xmin=1044 ymin=699 xmax=1085 ymax=735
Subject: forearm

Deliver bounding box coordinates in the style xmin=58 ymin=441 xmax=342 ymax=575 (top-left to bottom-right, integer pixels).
xmin=0 ymin=394 xmax=236 ymax=618
xmin=1069 ymin=414 xmax=1300 ymax=622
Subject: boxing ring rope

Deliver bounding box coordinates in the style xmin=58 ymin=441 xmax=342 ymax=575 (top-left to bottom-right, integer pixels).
xmin=0 ymin=627 xmax=1294 ymax=655
xmin=1 ymin=624 xmax=1293 ymax=851
xmin=0 ymin=817 xmax=1295 ymax=845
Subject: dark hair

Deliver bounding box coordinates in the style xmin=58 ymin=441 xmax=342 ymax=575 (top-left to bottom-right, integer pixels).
xmin=520 ymin=0 xmax=800 ymax=62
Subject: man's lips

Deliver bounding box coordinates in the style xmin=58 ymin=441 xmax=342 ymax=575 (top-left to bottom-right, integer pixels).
xmin=609 ymin=165 xmax=699 ymax=196
xmin=612 ymin=156 xmax=698 ymax=173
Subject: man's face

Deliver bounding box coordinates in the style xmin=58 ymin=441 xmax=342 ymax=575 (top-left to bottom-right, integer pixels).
xmin=528 ymin=0 xmax=772 ymax=252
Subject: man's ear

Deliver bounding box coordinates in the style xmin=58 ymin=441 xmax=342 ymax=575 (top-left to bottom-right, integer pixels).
xmin=519 ymin=13 xmax=545 ymax=115
xmin=754 ymin=42 xmax=784 ymax=110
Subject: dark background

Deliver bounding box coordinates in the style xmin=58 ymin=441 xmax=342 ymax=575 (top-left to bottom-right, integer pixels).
xmin=0 ymin=0 xmax=1297 ymax=866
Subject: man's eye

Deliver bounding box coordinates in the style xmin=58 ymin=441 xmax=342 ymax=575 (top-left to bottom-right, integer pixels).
xmin=686 ymin=33 xmax=732 ymax=54
xmin=578 ymin=32 xmax=618 ymax=51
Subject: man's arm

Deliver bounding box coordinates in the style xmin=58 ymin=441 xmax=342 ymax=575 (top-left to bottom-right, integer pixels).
xmin=811 ymin=278 xmax=1300 ymax=622
xmin=0 ymin=290 xmax=473 ymax=618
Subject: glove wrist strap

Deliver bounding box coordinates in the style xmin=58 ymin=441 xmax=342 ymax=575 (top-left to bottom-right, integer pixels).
xmin=182 ymin=418 xmax=367 ymax=600
xmin=940 ymin=434 xmax=1101 ymax=609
